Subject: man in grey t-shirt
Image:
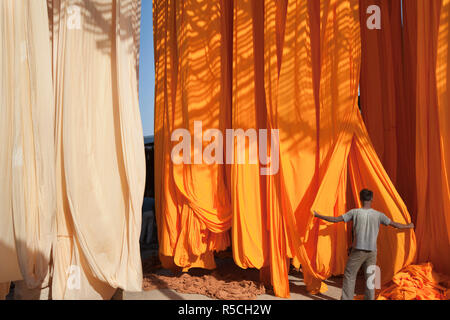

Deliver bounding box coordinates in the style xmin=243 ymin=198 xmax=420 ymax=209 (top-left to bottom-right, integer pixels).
xmin=313 ymin=189 xmax=414 ymax=300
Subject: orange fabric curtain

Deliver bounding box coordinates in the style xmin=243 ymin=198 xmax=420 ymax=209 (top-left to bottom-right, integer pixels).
xmin=154 ymin=0 xmax=417 ymax=298
xmin=49 ymin=0 xmax=145 ymax=299
xmin=154 ymin=0 xmax=233 ymax=271
xmin=231 ymin=0 xmax=269 ymax=272
xmin=330 ymin=0 xmax=450 ymax=299
xmin=359 ymin=0 xmax=400 ymax=185
xmin=359 ymin=0 xmax=450 ymax=276
xmin=261 ymin=0 xmax=415 ymax=296
xmin=414 ymin=0 xmax=450 ymax=274
xmin=308 ymin=0 xmax=415 ymax=292
xmin=260 ymin=0 xmax=316 ymax=298
xmin=398 ymin=0 xmax=419 ymax=223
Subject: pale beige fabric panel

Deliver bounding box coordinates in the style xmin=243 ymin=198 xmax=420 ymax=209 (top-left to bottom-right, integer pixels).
xmin=0 ymin=0 xmax=56 ymax=296
xmin=50 ymin=0 xmax=145 ymax=299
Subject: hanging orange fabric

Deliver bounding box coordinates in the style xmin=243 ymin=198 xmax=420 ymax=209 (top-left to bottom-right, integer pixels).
xmin=398 ymin=0 xmax=419 ymax=224
xmin=359 ymin=0 xmax=399 ymax=185
xmin=414 ymin=0 xmax=450 ymax=274
xmin=308 ymin=0 xmax=416 ymax=291
xmin=436 ymin=1 xmax=450 ymax=272
xmin=154 ymin=0 xmax=417 ymax=298
xmin=154 ymin=0 xmax=233 ymax=271
xmin=237 ymin=0 xmax=416 ymax=296
xmin=231 ymin=0 xmax=270 ymax=274
xmin=153 ymin=0 xmax=180 ymax=270
xmin=300 ymin=0 xmax=361 ymax=293
xmin=260 ymin=0 xmax=314 ymax=298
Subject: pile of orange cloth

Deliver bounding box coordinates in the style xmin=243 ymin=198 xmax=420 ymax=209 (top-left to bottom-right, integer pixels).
xmin=377 ymin=263 xmax=450 ymax=300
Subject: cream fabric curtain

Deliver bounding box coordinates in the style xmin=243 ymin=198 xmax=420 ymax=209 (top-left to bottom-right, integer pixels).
xmin=0 ymin=0 xmax=56 ymax=299
xmin=1 ymin=0 xmax=144 ymax=300
xmin=49 ymin=0 xmax=145 ymax=299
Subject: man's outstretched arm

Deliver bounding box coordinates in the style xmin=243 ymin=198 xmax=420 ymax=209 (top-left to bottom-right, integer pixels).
xmin=313 ymin=211 xmax=345 ymax=223
xmin=390 ymin=221 xmax=414 ymax=229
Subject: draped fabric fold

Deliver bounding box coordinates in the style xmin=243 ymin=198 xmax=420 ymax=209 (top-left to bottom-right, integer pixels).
xmin=49 ymin=0 xmax=145 ymax=299
xmin=0 ymin=0 xmax=56 ymax=298
xmin=377 ymin=263 xmax=450 ymax=300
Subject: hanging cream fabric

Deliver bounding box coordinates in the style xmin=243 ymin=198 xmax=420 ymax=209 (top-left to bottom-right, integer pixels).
xmin=0 ymin=0 xmax=56 ymax=299
xmin=49 ymin=0 xmax=145 ymax=299
xmin=377 ymin=263 xmax=450 ymax=300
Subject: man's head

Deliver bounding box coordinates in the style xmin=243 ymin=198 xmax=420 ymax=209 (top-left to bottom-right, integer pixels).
xmin=360 ymin=189 xmax=373 ymax=205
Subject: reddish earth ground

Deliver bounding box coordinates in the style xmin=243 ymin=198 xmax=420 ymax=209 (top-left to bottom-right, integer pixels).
xmin=141 ymin=252 xmax=366 ymax=300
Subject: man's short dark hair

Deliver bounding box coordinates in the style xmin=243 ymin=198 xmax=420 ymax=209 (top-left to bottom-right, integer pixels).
xmin=360 ymin=189 xmax=373 ymax=202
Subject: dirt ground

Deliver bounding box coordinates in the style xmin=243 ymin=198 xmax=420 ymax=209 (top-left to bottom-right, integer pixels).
xmin=6 ymin=247 xmax=367 ymax=300
xmin=125 ymin=250 xmax=367 ymax=301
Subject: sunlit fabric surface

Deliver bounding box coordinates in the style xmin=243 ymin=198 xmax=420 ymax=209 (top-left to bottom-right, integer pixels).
xmin=0 ymin=0 xmax=56 ymax=299
xmin=49 ymin=0 xmax=145 ymax=299
xmin=154 ymin=0 xmax=417 ymax=298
